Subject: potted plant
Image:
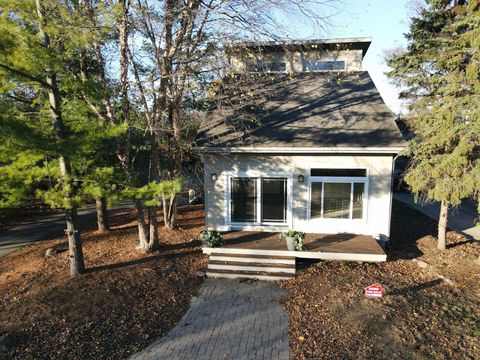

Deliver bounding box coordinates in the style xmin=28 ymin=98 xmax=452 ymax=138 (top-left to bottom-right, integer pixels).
xmin=199 ymin=230 xmax=224 ymax=248
xmin=282 ymin=230 xmax=305 ymax=251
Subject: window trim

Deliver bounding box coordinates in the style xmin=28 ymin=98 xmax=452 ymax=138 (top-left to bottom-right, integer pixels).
xmin=307 ymin=173 xmax=369 ymax=222
xmin=225 ymin=171 xmax=293 ymax=228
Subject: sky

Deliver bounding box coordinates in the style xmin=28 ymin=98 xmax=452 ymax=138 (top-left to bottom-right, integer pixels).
xmin=290 ymin=0 xmax=413 ymax=114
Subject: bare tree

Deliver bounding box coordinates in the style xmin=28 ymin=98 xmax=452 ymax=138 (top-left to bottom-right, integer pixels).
xmin=75 ymin=0 xmax=338 ymax=250
xmin=126 ymin=0 xmax=338 ymax=229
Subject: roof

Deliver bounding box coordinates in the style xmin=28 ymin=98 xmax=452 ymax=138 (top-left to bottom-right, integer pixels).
xmin=197 ymin=72 xmax=406 ymax=154
xmin=227 ymin=37 xmax=372 ymax=58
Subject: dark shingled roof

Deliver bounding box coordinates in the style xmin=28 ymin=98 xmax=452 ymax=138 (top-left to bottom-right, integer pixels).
xmin=197 ymin=72 xmax=406 ymax=151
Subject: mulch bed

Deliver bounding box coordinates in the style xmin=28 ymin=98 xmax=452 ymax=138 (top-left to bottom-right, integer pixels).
xmin=0 ymin=204 xmax=207 ymax=360
xmin=282 ymin=200 xmax=480 ymax=360
xmin=1 ymin=200 xmax=479 ymax=360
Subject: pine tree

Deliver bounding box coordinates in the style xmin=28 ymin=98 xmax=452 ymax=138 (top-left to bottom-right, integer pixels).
xmin=387 ymin=0 xmax=480 ymax=250
xmin=0 ymin=0 xmax=117 ymax=275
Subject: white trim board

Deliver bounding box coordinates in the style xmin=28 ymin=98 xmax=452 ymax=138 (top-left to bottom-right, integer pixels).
xmin=203 ymin=247 xmax=387 ymax=262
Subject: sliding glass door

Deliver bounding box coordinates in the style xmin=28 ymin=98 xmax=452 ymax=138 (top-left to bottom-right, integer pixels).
xmin=230 ymin=177 xmax=288 ymax=225
xmin=231 ymin=178 xmax=257 ymax=222
xmin=261 ymin=178 xmax=287 ymax=223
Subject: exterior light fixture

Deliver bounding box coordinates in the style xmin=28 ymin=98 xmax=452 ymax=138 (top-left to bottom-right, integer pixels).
xmin=297 ymin=175 xmax=304 ymax=183
xmin=211 ymin=173 xmax=218 ymax=181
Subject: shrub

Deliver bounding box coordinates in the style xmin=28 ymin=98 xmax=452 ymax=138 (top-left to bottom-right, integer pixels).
xmin=282 ymin=230 xmax=305 ymax=251
xmin=199 ymin=230 xmax=224 ymax=248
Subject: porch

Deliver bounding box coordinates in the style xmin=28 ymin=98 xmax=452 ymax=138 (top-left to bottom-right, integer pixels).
xmin=203 ymin=232 xmax=386 ymax=280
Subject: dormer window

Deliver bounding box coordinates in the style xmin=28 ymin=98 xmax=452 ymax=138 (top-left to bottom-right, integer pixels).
xmin=248 ymin=61 xmax=286 ymax=73
xmin=302 ymin=59 xmax=346 ymax=72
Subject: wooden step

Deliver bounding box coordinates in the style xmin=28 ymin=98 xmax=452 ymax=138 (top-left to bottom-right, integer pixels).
xmin=208 ymin=263 xmax=296 ymax=274
xmin=209 ymin=253 xmax=295 ymax=260
xmin=208 ymin=260 xmax=295 ymax=268
xmin=206 ymin=268 xmax=295 ymax=281
xmin=208 ymin=260 xmax=295 ymax=274
xmin=209 ymin=253 xmax=295 ymax=265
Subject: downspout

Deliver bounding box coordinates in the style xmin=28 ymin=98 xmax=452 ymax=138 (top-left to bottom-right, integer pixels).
xmin=386 ymin=155 xmax=396 ymax=245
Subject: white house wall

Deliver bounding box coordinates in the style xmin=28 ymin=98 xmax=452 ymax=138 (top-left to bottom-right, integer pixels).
xmin=203 ymin=153 xmax=394 ymax=241
xmin=230 ymin=49 xmax=363 ymax=73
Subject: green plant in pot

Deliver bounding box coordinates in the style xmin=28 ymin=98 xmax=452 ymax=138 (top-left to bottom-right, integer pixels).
xmin=282 ymin=230 xmax=305 ymax=251
xmin=199 ymin=230 xmax=224 ymax=248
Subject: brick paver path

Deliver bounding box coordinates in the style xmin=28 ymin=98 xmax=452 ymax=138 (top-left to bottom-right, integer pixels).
xmin=129 ymin=279 xmax=290 ymax=360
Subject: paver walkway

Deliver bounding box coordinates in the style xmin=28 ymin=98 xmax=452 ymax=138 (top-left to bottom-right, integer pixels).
xmin=129 ymin=279 xmax=290 ymax=360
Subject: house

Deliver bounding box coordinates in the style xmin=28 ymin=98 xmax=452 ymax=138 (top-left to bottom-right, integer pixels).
xmin=197 ymin=38 xmax=406 ymax=279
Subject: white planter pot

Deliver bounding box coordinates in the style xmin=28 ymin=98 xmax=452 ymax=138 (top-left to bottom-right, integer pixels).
xmin=285 ymin=237 xmax=296 ymax=251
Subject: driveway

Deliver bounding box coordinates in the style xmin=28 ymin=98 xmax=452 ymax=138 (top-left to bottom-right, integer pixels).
xmin=394 ymin=193 xmax=480 ymax=241
xmin=129 ymin=279 xmax=290 ymax=360
xmin=0 ymin=201 xmax=133 ymax=258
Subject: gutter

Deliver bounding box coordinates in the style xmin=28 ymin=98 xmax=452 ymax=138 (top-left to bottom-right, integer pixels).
xmin=195 ymin=146 xmax=406 ymax=155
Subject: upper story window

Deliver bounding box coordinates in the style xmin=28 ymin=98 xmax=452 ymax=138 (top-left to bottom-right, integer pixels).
xmin=247 ymin=61 xmax=286 ymax=73
xmin=302 ymin=59 xmax=346 ymax=72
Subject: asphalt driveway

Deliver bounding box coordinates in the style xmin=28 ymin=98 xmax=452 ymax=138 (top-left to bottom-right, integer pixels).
xmin=394 ymin=193 xmax=480 ymax=241
xmin=0 ymin=201 xmax=133 ymax=258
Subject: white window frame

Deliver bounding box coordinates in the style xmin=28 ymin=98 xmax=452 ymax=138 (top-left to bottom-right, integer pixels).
xmin=225 ymin=171 xmax=293 ymax=229
xmin=307 ymin=172 xmax=369 ymax=222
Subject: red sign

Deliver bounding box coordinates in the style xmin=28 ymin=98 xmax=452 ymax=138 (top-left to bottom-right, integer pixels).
xmin=364 ymin=284 xmax=383 ymax=298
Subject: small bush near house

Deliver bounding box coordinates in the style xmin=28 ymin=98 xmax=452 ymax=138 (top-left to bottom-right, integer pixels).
xmin=199 ymin=230 xmax=224 ymax=248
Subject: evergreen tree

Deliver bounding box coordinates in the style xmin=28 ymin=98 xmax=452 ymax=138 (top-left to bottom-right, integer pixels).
xmin=0 ymin=0 xmax=118 ymax=274
xmin=387 ymin=0 xmax=480 ymax=250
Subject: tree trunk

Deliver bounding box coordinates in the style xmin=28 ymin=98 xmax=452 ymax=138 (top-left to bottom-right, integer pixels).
xmin=65 ymin=206 xmax=85 ymax=277
xmin=95 ymin=197 xmax=109 ymax=233
xmin=163 ymin=194 xmax=177 ymax=229
xmin=147 ymin=206 xmax=159 ymax=252
xmin=134 ymin=199 xmax=149 ymax=250
xmin=36 ymin=0 xmax=84 ymax=276
xmin=438 ymin=200 xmax=449 ymax=251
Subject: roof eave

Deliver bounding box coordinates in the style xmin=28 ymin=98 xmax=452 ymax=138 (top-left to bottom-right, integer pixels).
xmin=196 ymin=146 xmax=406 ymax=155
xmin=227 ymin=37 xmax=373 ymax=57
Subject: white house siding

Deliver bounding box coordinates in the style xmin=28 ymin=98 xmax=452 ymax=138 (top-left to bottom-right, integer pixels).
xmin=203 ymin=153 xmax=395 ymax=241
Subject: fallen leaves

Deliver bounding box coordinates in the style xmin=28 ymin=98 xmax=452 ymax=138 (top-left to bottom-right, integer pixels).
xmin=0 ymin=205 xmax=207 ymax=360
xmin=281 ymin=201 xmax=480 ymax=360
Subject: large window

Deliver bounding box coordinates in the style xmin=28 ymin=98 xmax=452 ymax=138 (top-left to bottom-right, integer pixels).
xmin=248 ymin=61 xmax=286 ymax=73
xmin=309 ymin=169 xmax=367 ymax=220
xmin=230 ymin=177 xmax=287 ymax=224
xmin=302 ymin=59 xmax=346 ymax=72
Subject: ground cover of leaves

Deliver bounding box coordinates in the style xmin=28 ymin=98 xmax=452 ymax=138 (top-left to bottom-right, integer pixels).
xmin=282 ymin=200 xmax=480 ymax=360
xmin=1 ymin=199 xmax=479 ymax=360
xmin=0 ymin=204 xmax=207 ymax=360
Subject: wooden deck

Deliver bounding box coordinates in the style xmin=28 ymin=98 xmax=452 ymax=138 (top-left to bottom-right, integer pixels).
xmin=203 ymin=231 xmax=386 ymax=262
